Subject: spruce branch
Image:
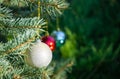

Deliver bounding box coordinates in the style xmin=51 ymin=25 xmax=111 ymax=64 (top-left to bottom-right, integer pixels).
xmin=1 ymin=17 xmax=47 ymax=29
xmin=5 ymin=36 xmax=35 ymax=54
xmin=0 ymin=58 xmax=13 ymax=78
xmin=0 ymin=0 xmax=30 ymax=7
xmin=20 ymin=66 xmax=53 ymax=79
xmin=0 ymin=43 xmax=4 ymax=51
xmin=40 ymin=0 xmax=69 ymax=17
xmin=0 ymin=0 xmax=69 ymax=18
xmin=52 ymin=60 xmax=74 ymax=79
xmin=0 ymin=0 xmax=69 ymax=9
xmin=0 ymin=5 xmax=13 ymax=19
xmin=0 ymin=29 xmax=40 ymax=56
xmin=39 ymin=1 xmax=69 ymax=9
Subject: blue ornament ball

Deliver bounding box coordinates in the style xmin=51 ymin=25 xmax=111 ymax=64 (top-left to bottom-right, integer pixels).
xmin=51 ymin=30 xmax=66 ymax=47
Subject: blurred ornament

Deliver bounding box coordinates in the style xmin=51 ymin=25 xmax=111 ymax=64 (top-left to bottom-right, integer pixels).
xmin=42 ymin=36 xmax=56 ymax=51
xmin=51 ymin=30 xmax=66 ymax=47
xmin=25 ymin=40 xmax=52 ymax=68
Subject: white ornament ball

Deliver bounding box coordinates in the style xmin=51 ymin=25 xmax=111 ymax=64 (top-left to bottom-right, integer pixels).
xmin=25 ymin=40 xmax=52 ymax=68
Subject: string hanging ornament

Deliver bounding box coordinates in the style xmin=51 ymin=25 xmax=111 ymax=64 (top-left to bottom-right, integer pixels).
xmin=25 ymin=1 xmax=52 ymax=68
xmin=41 ymin=20 xmax=56 ymax=51
xmin=51 ymin=18 xmax=66 ymax=47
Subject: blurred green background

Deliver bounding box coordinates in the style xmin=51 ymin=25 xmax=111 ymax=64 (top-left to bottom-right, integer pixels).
xmin=0 ymin=0 xmax=120 ymax=79
xmin=51 ymin=0 xmax=120 ymax=79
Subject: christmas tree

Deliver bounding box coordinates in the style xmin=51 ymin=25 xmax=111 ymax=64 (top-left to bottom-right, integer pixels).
xmin=0 ymin=0 xmax=73 ymax=79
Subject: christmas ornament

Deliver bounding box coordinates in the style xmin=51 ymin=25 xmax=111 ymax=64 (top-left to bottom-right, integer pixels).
xmin=51 ymin=30 xmax=66 ymax=47
xmin=25 ymin=40 xmax=52 ymax=68
xmin=41 ymin=36 xmax=56 ymax=51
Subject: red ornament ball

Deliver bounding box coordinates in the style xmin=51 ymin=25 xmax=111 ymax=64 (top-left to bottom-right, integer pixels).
xmin=41 ymin=36 xmax=56 ymax=51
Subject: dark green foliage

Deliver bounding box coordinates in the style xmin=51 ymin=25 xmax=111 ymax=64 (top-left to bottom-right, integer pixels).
xmin=55 ymin=0 xmax=120 ymax=79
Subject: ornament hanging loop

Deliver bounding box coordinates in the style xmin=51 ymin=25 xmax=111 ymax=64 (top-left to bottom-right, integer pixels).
xmin=38 ymin=1 xmax=41 ymax=19
xmin=56 ymin=17 xmax=60 ymax=31
xmin=45 ymin=21 xmax=49 ymax=36
xmin=36 ymin=1 xmax=41 ymax=37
